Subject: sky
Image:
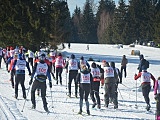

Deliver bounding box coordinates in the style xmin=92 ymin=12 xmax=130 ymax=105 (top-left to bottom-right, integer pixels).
xmin=67 ymin=0 xmax=122 ymax=15
xmin=0 ymin=43 xmax=159 ymax=119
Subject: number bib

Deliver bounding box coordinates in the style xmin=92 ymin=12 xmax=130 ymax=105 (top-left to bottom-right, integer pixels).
xmin=104 ymin=67 xmax=114 ymax=78
xmin=141 ymin=72 xmax=151 ymax=83
xmin=55 ymin=58 xmax=63 ymax=67
xmin=16 ymin=60 xmax=26 ymax=70
xmin=36 ymin=62 xmax=48 ymax=76
xmin=68 ymin=59 xmax=78 ymax=70
xmin=80 ymin=73 xmax=90 ymax=84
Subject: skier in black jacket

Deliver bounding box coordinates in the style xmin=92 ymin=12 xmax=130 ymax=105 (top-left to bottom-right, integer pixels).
xmin=29 ymin=53 xmax=52 ymax=112
xmin=90 ymin=62 xmax=101 ymax=109
xmin=76 ymin=64 xmax=93 ymax=115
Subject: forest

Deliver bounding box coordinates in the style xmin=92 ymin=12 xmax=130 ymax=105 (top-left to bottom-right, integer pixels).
xmin=0 ymin=0 xmax=160 ymax=51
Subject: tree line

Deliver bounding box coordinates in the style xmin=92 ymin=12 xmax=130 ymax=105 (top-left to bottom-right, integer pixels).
xmin=0 ymin=0 xmax=160 ymax=51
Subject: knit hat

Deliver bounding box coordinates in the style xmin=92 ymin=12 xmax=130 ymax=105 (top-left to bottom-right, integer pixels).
xmin=91 ymin=62 xmax=97 ymax=68
xmin=71 ymin=54 xmax=75 ymax=59
xmin=139 ymin=54 xmax=144 ymax=60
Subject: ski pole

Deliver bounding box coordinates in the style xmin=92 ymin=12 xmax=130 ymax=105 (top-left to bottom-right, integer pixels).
xmin=117 ymin=87 xmax=123 ymax=100
xmin=21 ymin=85 xmax=31 ymax=112
xmin=50 ymin=88 xmax=54 ymax=108
xmin=92 ymin=90 xmax=103 ymax=94
xmin=66 ymin=70 xmax=67 ymax=90
xmin=135 ymin=79 xmax=138 ymax=109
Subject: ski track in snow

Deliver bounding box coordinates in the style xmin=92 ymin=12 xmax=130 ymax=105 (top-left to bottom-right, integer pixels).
xmin=0 ymin=43 xmax=158 ymax=120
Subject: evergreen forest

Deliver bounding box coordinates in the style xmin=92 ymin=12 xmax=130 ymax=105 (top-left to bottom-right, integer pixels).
xmin=0 ymin=0 xmax=160 ymax=51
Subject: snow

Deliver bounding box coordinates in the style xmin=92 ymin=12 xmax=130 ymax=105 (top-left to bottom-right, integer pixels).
xmin=0 ymin=43 xmax=159 ymax=120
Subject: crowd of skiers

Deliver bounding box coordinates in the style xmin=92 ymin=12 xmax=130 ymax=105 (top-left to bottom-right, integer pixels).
xmin=0 ymin=46 xmax=160 ymax=119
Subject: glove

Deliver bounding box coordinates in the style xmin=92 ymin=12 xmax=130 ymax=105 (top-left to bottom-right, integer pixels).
xmin=49 ymin=81 xmax=52 ymax=88
xmin=29 ymin=72 xmax=31 ymax=76
xmin=7 ymin=70 xmax=10 ymax=73
xmin=29 ymin=79 xmax=33 ymax=85
xmin=134 ymin=74 xmax=137 ymax=76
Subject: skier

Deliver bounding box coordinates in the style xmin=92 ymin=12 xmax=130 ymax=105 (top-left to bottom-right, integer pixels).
xmin=120 ymin=55 xmax=128 ymax=83
xmin=68 ymin=43 xmax=71 ymax=49
xmin=103 ymin=61 xmax=118 ymax=109
xmin=29 ymin=53 xmax=52 ymax=112
xmin=65 ymin=54 xmax=79 ymax=97
xmin=7 ymin=54 xmax=18 ymax=88
xmin=12 ymin=53 xmax=31 ymax=99
xmin=86 ymin=45 xmax=89 ymax=50
xmin=90 ymin=62 xmax=101 ymax=109
xmin=134 ymin=65 xmax=156 ymax=111
xmin=76 ymin=64 xmax=93 ymax=115
xmin=34 ymin=52 xmax=51 ymax=96
xmin=110 ymin=62 xmax=120 ymax=103
xmin=50 ymin=50 xmax=56 ymax=78
xmin=138 ymin=54 xmax=149 ymax=73
xmin=154 ymin=77 xmax=160 ymax=120
xmin=52 ymin=53 xmax=65 ymax=85
xmin=26 ymin=49 xmax=34 ymax=71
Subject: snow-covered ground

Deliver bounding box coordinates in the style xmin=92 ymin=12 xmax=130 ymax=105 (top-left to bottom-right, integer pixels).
xmin=0 ymin=43 xmax=159 ymax=120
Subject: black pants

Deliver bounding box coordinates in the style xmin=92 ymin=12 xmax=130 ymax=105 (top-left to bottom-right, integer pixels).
xmin=156 ymin=94 xmax=160 ymax=116
xmin=15 ymin=74 xmax=26 ymax=97
xmin=10 ymin=70 xmax=16 ymax=87
xmin=56 ymin=67 xmax=63 ymax=83
xmin=28 ymin=58 xmax=33 ymax=70
xmin=0 ymin=56 xmax=2 ymax=68
xmin=141 ymin=84 xmax=151 ymax=105
xmin=120 ymin=66 xmax=127 ymax=82
xmin=68 ymin=70 xmax=78 ymax=94
xmin=79 ymin=84 xmax=90 ymax=101
xmin=31 ymin=80 xmax=47 ymax=107
xmin=90 ymin=82 xmax=100 ymax=105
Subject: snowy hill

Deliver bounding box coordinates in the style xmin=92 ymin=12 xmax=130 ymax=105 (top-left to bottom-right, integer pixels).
xmin=0 ymin=43 xmax=159 ymax=120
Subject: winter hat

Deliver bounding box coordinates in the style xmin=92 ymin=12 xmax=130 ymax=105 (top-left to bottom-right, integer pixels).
xmin=139 ymin=54 xmax=144 ymax=60
xmin=10 ymin=46 xmax=14 ymax=50
xmin=58 ymin=53 xmax=62 ymax=56
xmin=80 ymin=56 xmax=84 ymax=60
xmin=71 ymin=54 xmax=75 ymax=59
xmin=91 ymin=62 xmax=97 ymax=68
xmin=110 ymin=62 xmax=115 ymax=68
xmin=39 ymin=53 xmax=46 ymax=61
xmin=102 ymin=60 xmax=109 ymax=67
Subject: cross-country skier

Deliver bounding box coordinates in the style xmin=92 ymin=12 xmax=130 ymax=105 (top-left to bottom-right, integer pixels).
xmin=110 ymin=62 xmax=120 ymax=103
xmin=52 ymin=53 xmax=65 ymax=85
xmin=154 ymin=77 xmax=160 ymax=120
xmin=90 ymin=62 xmax=101 ymax=109
xmin=120 ymin=55 xmax=128 ymax=83
xmin=12 ymin=53 xmax=31 ymax=99
xmin=26 ymin=49 xmax=34 ymax=71
xmin=76 ymin=64 xmax=93 ymax=115
xmin=138 ymin=54 xmax=149 ymax=73
xmin=29 ymin=53 xmax=52 ymax=112
xmin=134 ymin=65 xmax=156 ymax=111
xmin=7 ymin=54 xmax=18 ymax=88
xmin=65 ymin=54 xmax=79 ymax=97
xmin=34 ymin=52 xmax=51 ymax=96
xmin=103 ymin=61 xmax=118 ymax=109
